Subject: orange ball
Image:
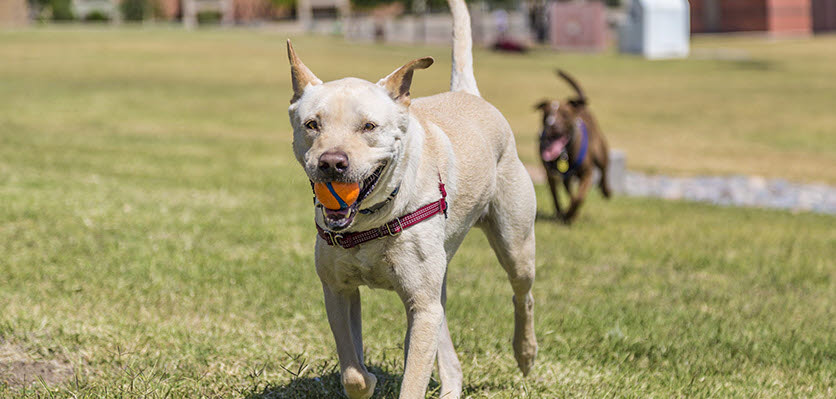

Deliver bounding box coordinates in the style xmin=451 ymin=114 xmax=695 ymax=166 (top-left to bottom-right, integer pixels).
xmin=314 ymin=181 xmax=360 ymax=210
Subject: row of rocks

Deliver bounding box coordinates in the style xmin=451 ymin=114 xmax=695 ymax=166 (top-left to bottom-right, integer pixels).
xmin=623 ymin=172 xmax=836 ymax=215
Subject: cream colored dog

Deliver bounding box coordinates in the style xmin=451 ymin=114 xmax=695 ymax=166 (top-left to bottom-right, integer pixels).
xmin=286 ymin=1 xmax=537 ymax=397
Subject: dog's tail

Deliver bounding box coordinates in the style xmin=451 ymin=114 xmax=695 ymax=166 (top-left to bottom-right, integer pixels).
xmin=447 ymin=0 xmax=480 ymax=97
xmin=556 ymin=69 xmax=587 ymax=107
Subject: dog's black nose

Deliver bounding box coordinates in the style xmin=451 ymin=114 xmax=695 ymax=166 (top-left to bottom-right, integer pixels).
xmin=318 ymin=151 xmax=350 ymax=174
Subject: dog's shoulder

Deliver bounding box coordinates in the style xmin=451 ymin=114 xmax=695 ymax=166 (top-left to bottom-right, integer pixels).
xmin=576 ymin=108 xmax=605 ymax=140
xmin=412 ymin=91 xmax=485 ymax=111
xmin=410 ymin=92 xmax=513 ymax=152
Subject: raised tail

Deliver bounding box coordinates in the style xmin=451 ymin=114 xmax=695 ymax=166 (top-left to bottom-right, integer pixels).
xmin=447 ymin=0 xmax=480 ymax=97
xmin=556 ymin=69 xmax=588 ymax=107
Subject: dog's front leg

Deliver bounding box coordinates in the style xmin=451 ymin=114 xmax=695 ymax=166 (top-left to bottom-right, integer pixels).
xmin=564 ymin=172 xmax=594 ymax=224
xmin=394 ymin=251 xmax=446 ymax=399
xmin=401 ymin=297 xmax=444 ymax=399
xmin=322 ymin=283 xmax=377 ymax=399
xmin=546 ymin=173 xmax=564 ymax=219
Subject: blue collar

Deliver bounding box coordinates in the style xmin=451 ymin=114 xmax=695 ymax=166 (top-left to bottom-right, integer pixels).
xmin=561 ymin=120 xmax=588 ymax=176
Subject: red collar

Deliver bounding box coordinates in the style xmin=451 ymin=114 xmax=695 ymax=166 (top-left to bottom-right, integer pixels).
xmin=316 ymin=179 xmax=447 ymax=249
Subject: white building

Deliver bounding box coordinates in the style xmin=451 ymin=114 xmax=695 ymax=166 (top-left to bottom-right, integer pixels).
xmin=619 ymin=0 xmax=690 ymax=59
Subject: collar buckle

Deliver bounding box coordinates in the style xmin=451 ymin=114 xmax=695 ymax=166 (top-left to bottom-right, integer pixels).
xmin=386 ymin=218 xmax=403 ymax=237
xmin=327 ymin=231 xmax=344 ymax=246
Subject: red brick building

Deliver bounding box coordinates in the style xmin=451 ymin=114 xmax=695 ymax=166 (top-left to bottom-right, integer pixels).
xmin=690 ymin=0 xmax=836 ymax=34
xmin=154 ymin=0 xmax=284 ymax=23
xmin=813 ymin=0 xmax=836 ymax=31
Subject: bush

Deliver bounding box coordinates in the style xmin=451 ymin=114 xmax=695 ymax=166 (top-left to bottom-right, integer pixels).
xmin=84 ymin=10 xmax=111 ymax=22
xmin=197 ymin=11 xmax=222 ymax=24
xmin=121 ymin=0 xmax=149 ymax=21
xmin=50 ymin=0 xmax=74 ymax=20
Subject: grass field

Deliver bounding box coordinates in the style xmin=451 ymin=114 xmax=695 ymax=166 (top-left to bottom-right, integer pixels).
xmin=0 ymin=28 xmax=834 ymax=398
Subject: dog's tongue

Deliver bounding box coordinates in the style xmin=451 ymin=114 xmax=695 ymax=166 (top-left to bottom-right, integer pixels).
xmin=542 ymin=136 xmax=569 ymax=162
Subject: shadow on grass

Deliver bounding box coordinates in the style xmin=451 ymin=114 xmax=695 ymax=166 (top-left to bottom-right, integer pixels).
xmin=727 ymin=59 xmax=774 ymax=71
xmin=247 ymin=363 xmax=446 ymax=399
xmin=535 ymin=210 xmax=564 ymax=224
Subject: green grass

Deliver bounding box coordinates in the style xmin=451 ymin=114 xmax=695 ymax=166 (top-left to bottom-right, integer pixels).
xmin=0 ymin=28 xmax=834 ymax=398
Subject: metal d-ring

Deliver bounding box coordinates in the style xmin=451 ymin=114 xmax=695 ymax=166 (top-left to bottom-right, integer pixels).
xmin=386 ymin=218 xmax=403 ymax=236
xmin=327 ymin=231 xmax=344 ymax=246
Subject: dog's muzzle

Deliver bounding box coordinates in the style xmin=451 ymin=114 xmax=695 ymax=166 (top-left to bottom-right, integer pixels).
xmin=316 ymin=163 xmax=387 ymax=231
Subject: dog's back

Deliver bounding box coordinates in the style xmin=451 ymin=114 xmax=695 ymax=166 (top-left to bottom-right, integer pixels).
xmin=411 ymin=92 xmax=520 ymax=230
xmin=405 ymin=0 xmax=529 ymax=233
xmin=412 ymin=92 xmax=512 ymax=163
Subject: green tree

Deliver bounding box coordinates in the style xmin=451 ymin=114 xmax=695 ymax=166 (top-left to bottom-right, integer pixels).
xmin=50 ymin=0 xmax=75 ymax=20
xmin=121 ymin=0 xmax=149 ymax=21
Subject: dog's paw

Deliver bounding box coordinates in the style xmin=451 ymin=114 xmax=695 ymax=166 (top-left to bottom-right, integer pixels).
xmin=514 ymin=337 xmax=538 ymax=376
xmin=342 ymin=367 xmax=377 ymax=399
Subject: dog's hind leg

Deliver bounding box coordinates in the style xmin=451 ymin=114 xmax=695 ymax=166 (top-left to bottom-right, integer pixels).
xmin=436 ymin=279 xmax=463 ymax=398
xmin=323 ymin=284 xmax=377 ymax=399
xmin=480 ymin=159 xmax=538 ymax=375
xmin=595 ymin=153 xmax=611 ymax=199
xmin=598 ymin=167 xmax=612 ymax=199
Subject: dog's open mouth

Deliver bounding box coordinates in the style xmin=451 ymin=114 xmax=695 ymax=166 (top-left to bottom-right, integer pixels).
xmin=321 ymin=164 xmax=386 ymax=231
xmin=541 ymin=135 xmax=569 ymax=162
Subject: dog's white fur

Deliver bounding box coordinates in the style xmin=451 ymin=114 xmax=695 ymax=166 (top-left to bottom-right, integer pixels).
xmin=286 ymin=1 xmax=536 ymax=397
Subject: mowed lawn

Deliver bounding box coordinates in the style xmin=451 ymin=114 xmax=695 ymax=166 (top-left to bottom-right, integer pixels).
xmin=0 ymin=28 xmax=834 ymax=398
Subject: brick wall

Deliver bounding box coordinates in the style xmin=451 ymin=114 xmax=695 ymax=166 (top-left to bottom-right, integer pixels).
xmin=768 ymin=0 xmax=812 ymax=34
xmin=690 ymin=0 xmax=768 ymax=33
xmin=154 ymin=0 xmax=277 ymax=22
xmin=723 ymin=0 xmax=769 ymax=31
xmin=690 ymin=0 xmax=703 ymax=31
xmin=234 ymin=0 xmax=275 ymax=22
xmin=812 ymin=0 xmax=836 ymax=31
xmin=549 ymin=1 xmax=608 ymax=51
xmin=691 ymin=0 xmax=812 ymax=34
xmin=156 ymin=0 xmax=179 ymax=20
xmin=0 ymin=0 xmax=28 ymax=27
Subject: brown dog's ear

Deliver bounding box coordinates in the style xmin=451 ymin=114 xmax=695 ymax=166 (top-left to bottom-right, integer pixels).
xmin=568 ymin=99 xmax=587 ymax=108
xmin=287 ymin=39 xmax=322 ymax=103
xmin=377 ymin=57 xmax=434 ymax=106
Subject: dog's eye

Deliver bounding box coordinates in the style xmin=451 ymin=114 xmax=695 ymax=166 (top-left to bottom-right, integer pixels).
xmin=304 ymin=120 xmax=319 ymax=130
xmin=363 ymin=122 xmax=376 ymax=132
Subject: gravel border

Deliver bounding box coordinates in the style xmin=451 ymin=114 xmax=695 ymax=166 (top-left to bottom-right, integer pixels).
xmin=525 ymin=165 xmax=836 ymax=215
xmin=623 ymin=172 xmax=836 ymax=215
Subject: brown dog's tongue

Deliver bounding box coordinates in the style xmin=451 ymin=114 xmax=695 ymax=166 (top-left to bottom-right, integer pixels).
xmin=542 ymin=136 xmax=569 ymax=162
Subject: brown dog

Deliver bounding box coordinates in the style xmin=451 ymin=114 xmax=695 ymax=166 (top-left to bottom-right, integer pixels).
xmin=536 ymin=70 xmax=611 ymax=224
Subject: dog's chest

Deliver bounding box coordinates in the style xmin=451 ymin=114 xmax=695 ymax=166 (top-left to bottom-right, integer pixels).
xmin=327 ymin=245 xmax=396 ymax=290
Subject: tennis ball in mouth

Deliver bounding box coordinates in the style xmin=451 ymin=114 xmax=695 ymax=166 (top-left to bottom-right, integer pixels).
xmin=314 ymin=182 xmax=360 ymax=210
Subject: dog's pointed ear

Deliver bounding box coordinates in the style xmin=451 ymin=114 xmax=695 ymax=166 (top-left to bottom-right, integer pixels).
xmin=287 ymin=39 xmax=322 ymax=104
xmin=377 ymin=57 xmax=434 ymax=106
xmin=568 ymin=98 xmax=587 ymax=108
xmin=534 ymin=100 xmax=551 ymax=112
